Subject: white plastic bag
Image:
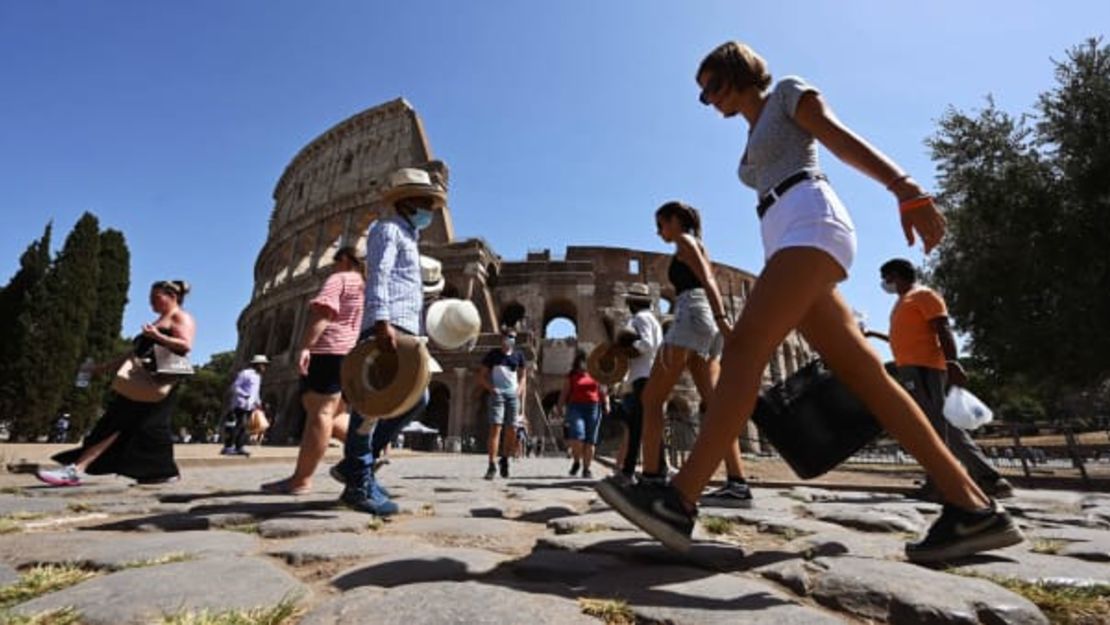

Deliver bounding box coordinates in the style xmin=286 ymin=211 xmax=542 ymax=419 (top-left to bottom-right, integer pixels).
xmin=943 ymin=387 xmax=994 ymax=430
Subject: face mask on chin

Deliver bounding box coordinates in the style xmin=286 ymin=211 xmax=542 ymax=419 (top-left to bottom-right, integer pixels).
xmin=880 ymin=280 xmax=898 ymax=294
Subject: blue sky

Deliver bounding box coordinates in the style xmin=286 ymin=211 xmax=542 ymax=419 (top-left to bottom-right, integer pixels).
xmin=2 ymin=1 xmax=1106 ymax=363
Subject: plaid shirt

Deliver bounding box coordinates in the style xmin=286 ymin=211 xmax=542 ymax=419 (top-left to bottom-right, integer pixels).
xmin=362 ymin=216 xmax=422 ymax=336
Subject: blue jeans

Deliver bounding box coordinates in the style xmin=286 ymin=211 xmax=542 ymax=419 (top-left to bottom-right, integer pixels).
xmin=339 ymin=389 xmax=428 ymax=488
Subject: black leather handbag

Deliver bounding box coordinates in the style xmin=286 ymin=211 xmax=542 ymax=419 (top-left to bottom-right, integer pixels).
xmin=751 ymin=359 xmax=883 ymax=479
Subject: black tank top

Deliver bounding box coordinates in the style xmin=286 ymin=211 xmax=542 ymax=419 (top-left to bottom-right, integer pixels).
xmin=668 ymin=257 xmax=703 ymax=295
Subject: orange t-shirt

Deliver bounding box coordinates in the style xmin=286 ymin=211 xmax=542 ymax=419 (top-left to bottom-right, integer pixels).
xmin=889 ymin=286 xmax=948 ymax=371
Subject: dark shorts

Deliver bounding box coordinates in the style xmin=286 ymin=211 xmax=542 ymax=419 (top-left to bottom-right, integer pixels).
xmin=301 ymin=353 xmax=344 ymax=395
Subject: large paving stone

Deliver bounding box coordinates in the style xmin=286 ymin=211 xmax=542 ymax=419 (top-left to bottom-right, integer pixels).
xmin=0 ymin=494 xmax=68 ymax=517
xmin=537 ymin=530 xmax=749 ymax=571
xmin=265 ymin=534 xmax=424 ymax=566
xmin=581 ymin=564 xmax=845 ymax=624
xmin=785 ymin=530 xmax=906 ymax=560
xmin=760 ymin=556 xmax=1047 ymax=624
xmin=0 ymin=563 xmax=18 ymax=587
xmin=1028 ymin=526 xmax=1110 ymax=562
xmin=0 ymin=530 xmax=257 ymax=569
xmin=803 ymin=502 xmax=926 ymax=533
xmin=258 ymin=510 xmax=372 ymax=538
xmin=547 ymin=510 xmax=636 ymax=534
xmin=301 ymin=582 xmax=598 ymax=625
xmin=331 ymin=546 xmax=512 ymax=589
xmin=13 ymin=556 xmax=308 ymax=625
xmin=951 ymin=546 xmax=1110 ymax=586
xmin=385 ymin=516 xmax=542 ymax=554
xmin=509 ymin=548 xmax=627 ymax=584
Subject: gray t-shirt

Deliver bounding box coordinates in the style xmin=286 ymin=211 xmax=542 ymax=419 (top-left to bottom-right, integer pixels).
xmin=738 ymin=76 xmax=821 ymax=197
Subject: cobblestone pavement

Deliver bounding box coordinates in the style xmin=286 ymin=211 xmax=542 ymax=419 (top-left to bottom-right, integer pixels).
xmin=1 ymin=454 xmax=1108 ymax=623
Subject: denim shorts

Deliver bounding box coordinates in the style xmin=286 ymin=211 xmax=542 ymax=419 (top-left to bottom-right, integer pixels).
xmin=564 ymin=402 xmax=601 ymax=445
xmin=487 ymin=389 xmax=519 ymax=426
xmin=664 ymin=289 xmax=723 ymax=359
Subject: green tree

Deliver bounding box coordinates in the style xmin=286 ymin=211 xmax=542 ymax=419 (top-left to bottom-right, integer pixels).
xmin=63 ymin=229 xmax=131 ymax=434
xmin=0 ymin=223 xmax=52 ymax=430
xmin=928 ymin=38 xmax=1110 ymax=406
xmin=17 ymin=213 xmax=102 ymax=438
xmin=174 ymin=351 xmax=237 ymax=441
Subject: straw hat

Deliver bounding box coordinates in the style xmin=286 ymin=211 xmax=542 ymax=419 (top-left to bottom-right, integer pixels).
xmin=587 ymin=342 xmax=629 ymax=385
xmin=426 ymin=299 xmax=481 ymax=350
xmin=421 ymin=255 xmax=445 ymax=296
xmin=341 ymin=335 xmax=431 ymax=419
xmin=380 ymin=168 xmax=446 ymax=208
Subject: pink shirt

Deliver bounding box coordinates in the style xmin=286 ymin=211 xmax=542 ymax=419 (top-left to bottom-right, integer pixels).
xmin=308 ymin=271 xmax=364 ymax=354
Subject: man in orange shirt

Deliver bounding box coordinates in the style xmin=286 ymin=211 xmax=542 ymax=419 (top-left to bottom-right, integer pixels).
xmin=867 ymin=259 xmax=1012 ymax=500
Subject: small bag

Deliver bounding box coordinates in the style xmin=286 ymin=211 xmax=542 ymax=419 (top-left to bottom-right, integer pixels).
xmin=943 ymin=386 xmax=993 ymax=431
xmin=751 ymin=359 xmax=883 ymax=479
xmin=247 ymin=408 xmax=270 ymax=436
xmin=152 ymin=344 xmax=195 ymax=376
xmin=111 ymin=357 xmax=175 ymax=403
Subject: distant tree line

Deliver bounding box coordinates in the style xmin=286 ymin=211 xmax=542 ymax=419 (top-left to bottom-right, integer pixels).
xmin=0 ymin=213 xmax=131 ymax=439
xmin=928 ymin=38 xmax=1110 ymax=423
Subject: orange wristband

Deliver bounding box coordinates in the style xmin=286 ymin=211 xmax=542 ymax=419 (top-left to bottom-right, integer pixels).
xmin=899 ymin=196 xmax=933 ymax=214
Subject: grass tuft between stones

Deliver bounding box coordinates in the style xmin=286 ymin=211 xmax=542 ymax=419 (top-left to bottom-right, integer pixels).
xmin=0 ymin=565 xmax=98 ymax=611
xmin=160 ymin=597 xmax=303 ymax=625
xmin=0 ymin=519 xmax=21 ymax=535
xmin=699 ymin=516 xmax=737 ymax=536
xmin=1029 ymin=538 xmax=1069 ymax=555
xmin=578 ymin=597 xmax=635 ymax=625
xmin=958 ymin=572 xmax=1110 ymax=625
xmin=119 ymin=552 xmax=194 ymax=570
xmin=0 ymin=607 xmax=82 ymax=625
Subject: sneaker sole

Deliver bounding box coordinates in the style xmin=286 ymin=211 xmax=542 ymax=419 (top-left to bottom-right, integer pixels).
xmin=906 ymin=525 xmax=1025 ymax=563
xmin=35 ymin=475 xmax=80 ymax=487
xmin=594 ymin=480 xmax=692 ymax=553
xmin=699 ymin=496 xmax=754 ymax=510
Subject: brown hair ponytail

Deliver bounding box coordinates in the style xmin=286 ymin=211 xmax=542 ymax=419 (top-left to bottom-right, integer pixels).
xmin=655 ymin=201 xmax=702 ymax=238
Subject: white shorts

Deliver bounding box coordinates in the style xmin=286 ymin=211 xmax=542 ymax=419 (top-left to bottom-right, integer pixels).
xmin=760 ymin=178 xmax=856 ymax=273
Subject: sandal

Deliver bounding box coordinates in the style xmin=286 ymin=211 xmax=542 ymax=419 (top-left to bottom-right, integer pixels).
xmin=260 ymin=478 xmax=310 ymax=496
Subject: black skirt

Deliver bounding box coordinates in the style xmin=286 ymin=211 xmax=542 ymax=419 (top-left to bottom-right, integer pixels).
xmin=53 ymin=390 xmax=180 ymax=481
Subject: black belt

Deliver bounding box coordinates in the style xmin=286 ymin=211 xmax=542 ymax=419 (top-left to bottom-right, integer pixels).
xmin=756 ymin=171 xmax=827 ymax=219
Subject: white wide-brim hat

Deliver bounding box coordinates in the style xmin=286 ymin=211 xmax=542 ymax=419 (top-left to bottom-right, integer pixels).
xmin=421 ymin=254 xmax=445 ymax=296
xmin=381 ymin=167 xmax=447 ymax=207
xmin=250 ymin=355 xmax=270 ymax=365
xmin=425 ymin=298 xmax=482 ymax=350
xmin=341 ymin=335 xmax=431 ymax=420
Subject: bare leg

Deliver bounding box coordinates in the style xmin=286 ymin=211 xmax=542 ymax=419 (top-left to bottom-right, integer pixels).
xmin=331 ymin=411 xmax=349 ymax=442
xmin=671 ymin=248 xmax=987 ymax=512
xmin=583 ymin=444 xmax=595 ymax=471
xmin=795 ymin=290 xmax=987 ymax=510
xmin=488 ymin=425 xmax=502 ymax=463
xmin=688 ymin=356 xmax=745 ymax=480
xmin=289 ymin=392 xmax=342 ymax=489
xmin=640 ymin=346 xmax=692 ymax=475
xmin=73 ymin=432 xmax=121 ymax=471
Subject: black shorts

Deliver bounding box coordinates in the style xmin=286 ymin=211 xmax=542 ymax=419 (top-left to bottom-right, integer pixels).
xmin=301 ymin=353 xmax=344 ymax=395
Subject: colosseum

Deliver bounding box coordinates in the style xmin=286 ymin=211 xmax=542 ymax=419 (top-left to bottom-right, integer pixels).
xmin=235 ymin=98 xmax=815 ymax=453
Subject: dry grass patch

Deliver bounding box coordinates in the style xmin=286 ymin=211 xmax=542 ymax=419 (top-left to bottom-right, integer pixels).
xmin=366 ymin=517 xmax=385 ymax=531
xmin=0 ymin=519 xmax=21 ymax=535
xmin=700 ymin=516 xmax=738 ymax=536
xmin=161 ymin=598 xmax=302 ymax=625
xmin=0 ymin=565 xmax=97 ymax=611
xmin=578 ymin=597 xmax=635 ymax=625
xmin=65 ymin=503 xmax=94 ymax=514
xmin=0 ymin=607 xmax=82 ymax=625
xmin=1030 ymin=538 xmax=1069 ymax=555
xmin=223 ymin=523 xmax=260 ymax=535
xmin=959 ymin=572 xmax=1110 ymax=625
xmin=119 ymin=552 xmax=193 ymax=570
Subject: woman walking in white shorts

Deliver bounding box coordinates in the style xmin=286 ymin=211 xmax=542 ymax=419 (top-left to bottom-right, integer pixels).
xmin=598 ymin=40 xmax=1024 ymax=563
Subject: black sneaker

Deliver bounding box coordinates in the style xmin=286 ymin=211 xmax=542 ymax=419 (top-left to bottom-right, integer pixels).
xmin=582 ymin=468 xmax=593 ymax=479
xmin=905 ymin=500 xmax=1024 ymax=563
xmin=700 ymin=479 xmax=754 ymax=509
xmin=569 ymin=461 xmax=580 ymax=477
xmin=982 ymin=478 xmax=1015 ymax=499
xmin=907 ymin=481 xmax=943 ymax=504
xmin=484 ymin=463 xmax=496 ymax=480
xmin=595 ymin=479 xmax=695 ymax=553
xmin=498 ymin=456 xmax=510 ymax=478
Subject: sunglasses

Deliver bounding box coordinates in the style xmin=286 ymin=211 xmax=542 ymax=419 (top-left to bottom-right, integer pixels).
xmin=698 ymin=76 xmax=725 ymax=105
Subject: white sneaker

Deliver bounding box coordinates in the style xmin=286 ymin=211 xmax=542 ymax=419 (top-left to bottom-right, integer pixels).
xmin=36 ymin=464 xmax=82 ymax=487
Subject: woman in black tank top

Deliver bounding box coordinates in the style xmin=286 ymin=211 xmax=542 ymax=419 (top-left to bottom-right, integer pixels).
xmin=623 ymin=201 xmax=751 ymax=503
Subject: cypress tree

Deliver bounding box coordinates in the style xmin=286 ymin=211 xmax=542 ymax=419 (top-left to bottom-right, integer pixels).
xmin=0 ymin=223 xmax=53 ymax=432
xmin=18 ymin=213 xmax=101 ymax=437
xmin=63 ymin=228 xmax=131 ymax=434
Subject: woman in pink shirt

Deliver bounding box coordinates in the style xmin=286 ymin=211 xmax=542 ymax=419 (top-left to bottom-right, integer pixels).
xmin=262 ymin=247 xmax=364 ymax=494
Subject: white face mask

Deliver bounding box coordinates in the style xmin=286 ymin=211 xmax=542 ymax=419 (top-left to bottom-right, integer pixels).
xmin=881 ymin=280 xmax=898 ymax=294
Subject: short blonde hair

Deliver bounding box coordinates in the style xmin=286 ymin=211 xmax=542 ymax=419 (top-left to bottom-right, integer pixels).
xmin=697 ymin=41 xmax=772 ymax=93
